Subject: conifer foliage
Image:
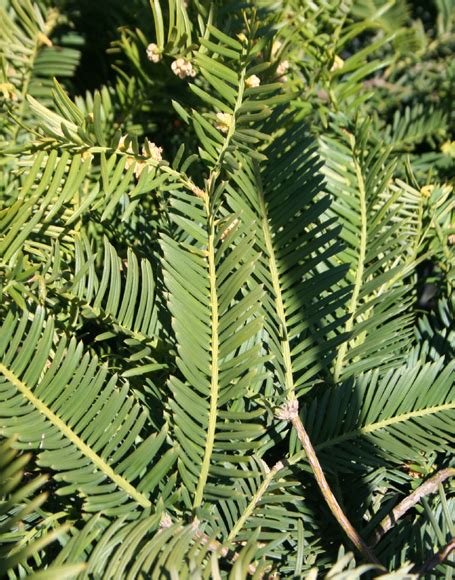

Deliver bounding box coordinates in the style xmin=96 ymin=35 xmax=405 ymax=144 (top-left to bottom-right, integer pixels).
xmin=0 ymin=0 xmax=454 ymax=577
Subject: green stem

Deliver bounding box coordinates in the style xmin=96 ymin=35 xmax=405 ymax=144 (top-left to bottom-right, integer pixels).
xmin=258 ymin=184 xmax=295 ymax=399
xmin=316 ymin=401 xmax=455 ymax=452
xmin=226 ymin=460 xmax=284 ymax=543
xmin=193 ymin=219 xmax=219 ymax=509
xmin=191 ymin=39 xmax=249 ymax=508
xmin=333 ymin=153 xmax=367 ymax=383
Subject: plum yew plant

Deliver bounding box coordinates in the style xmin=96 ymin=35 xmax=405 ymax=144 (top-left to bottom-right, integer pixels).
xmin=0 ymin=0 xmax=454 ymax=577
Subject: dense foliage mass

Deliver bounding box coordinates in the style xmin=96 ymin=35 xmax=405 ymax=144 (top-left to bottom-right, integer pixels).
xmin=0 ymin=0 xmax=454 ymax=577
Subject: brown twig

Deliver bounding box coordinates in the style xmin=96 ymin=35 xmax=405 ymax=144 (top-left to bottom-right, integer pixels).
xmin=414 ymin=538 xmax=455 ymax=576
xmin=372 ymin=467 xmax=455 ymax=546
xmin=278 ymin=400 xmax=383 ymax=567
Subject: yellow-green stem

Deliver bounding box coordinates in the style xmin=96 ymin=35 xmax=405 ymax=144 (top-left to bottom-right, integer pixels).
xmin=258 ymin=185 xmax=295 ymax=398
xmin=333 ymin=154 xmax=367 ymax=383
xmin=316 ymin=401 xmax=455 ymax=452
xmin=191 ymin=42 xmax=248 ymax=508
xmin=193 ymin=220 xmax=219 ymax=509
xmin=227 ymin=460 xmax=284 ymax=543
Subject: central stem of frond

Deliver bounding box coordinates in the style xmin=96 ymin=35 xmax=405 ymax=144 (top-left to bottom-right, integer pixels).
xmin=193 ymin=218 xmax=219 ymax=509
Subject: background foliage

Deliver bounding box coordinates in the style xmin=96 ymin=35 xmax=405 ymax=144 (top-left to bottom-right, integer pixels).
xmin=0 ymin=0 xmax=454 ymax=577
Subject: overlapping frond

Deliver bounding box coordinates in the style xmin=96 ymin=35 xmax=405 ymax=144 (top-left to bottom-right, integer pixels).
xmin=301 ymin=358 xmax=454 ymax=471
xmin=0 ymin=0 xmax=453 ymax=575
xmin=53 ymin=511 xmax=272 ymax=578
xmin=225 ymin=119 xmax=348 ymax=400
xmin=212 ymin=457 xmax=325 ymax=576
xmin=52 ymin=235 xmax=162 ymax=347
xmin=414 ymin=296 xmax=455 ymax=362
xmin=27 ymin=79 xmax=117 ymax=151
xmin=173 ymin=19 xmax=288 ymax=171
xmin=0 ymin=308 xmax=176 ymax=515
xmin=383 ymin=104 xmax=449 ymax=151
xmin=0 ymin=150 xmax=91 ymax=262
xmin=0 ymin=0 xmax=80 ymax=144
xmin=159 ymin=17 xmax=283 ymax=508
xmin=0 ymin=436 xmax=84 ymax=578
xmin=42 ymin=234 xmax=170 ymax=378
xmin=0 ymin=149 xmax=93 ymax=312
xmin=0 ymin=130 xmax=170 ymax=309
xmin=320 ymin=119 xmax=423 ymax=382
xmin=161 ymin=188 xmax=267 ymax=506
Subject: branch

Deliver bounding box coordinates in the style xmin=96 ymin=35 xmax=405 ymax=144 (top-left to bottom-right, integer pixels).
xmin=226 ymin=459 xmax=285 ymax=544
xmin=278 ymin=401 xmax=383 ymax=567
xmin=372 ymin=467 xmax=455 ymax=545
xmin=414 ymin=538 xmax=455 ymax=576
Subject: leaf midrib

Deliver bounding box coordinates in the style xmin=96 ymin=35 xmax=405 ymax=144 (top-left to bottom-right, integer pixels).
xmin=315 ymin=401 xmax=455 ymax=451
xmin=258 ymin=185 xmax=296 ymax=398
xmin=192 ymin=43 xmax=249 ymax=507
xmin=0 ymin=363 xmax=151 ymax=508
xmin=193 ymin=222 xmax=219 ymax=509
xmin=333 ymin=153 xmax=367 ymax=383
